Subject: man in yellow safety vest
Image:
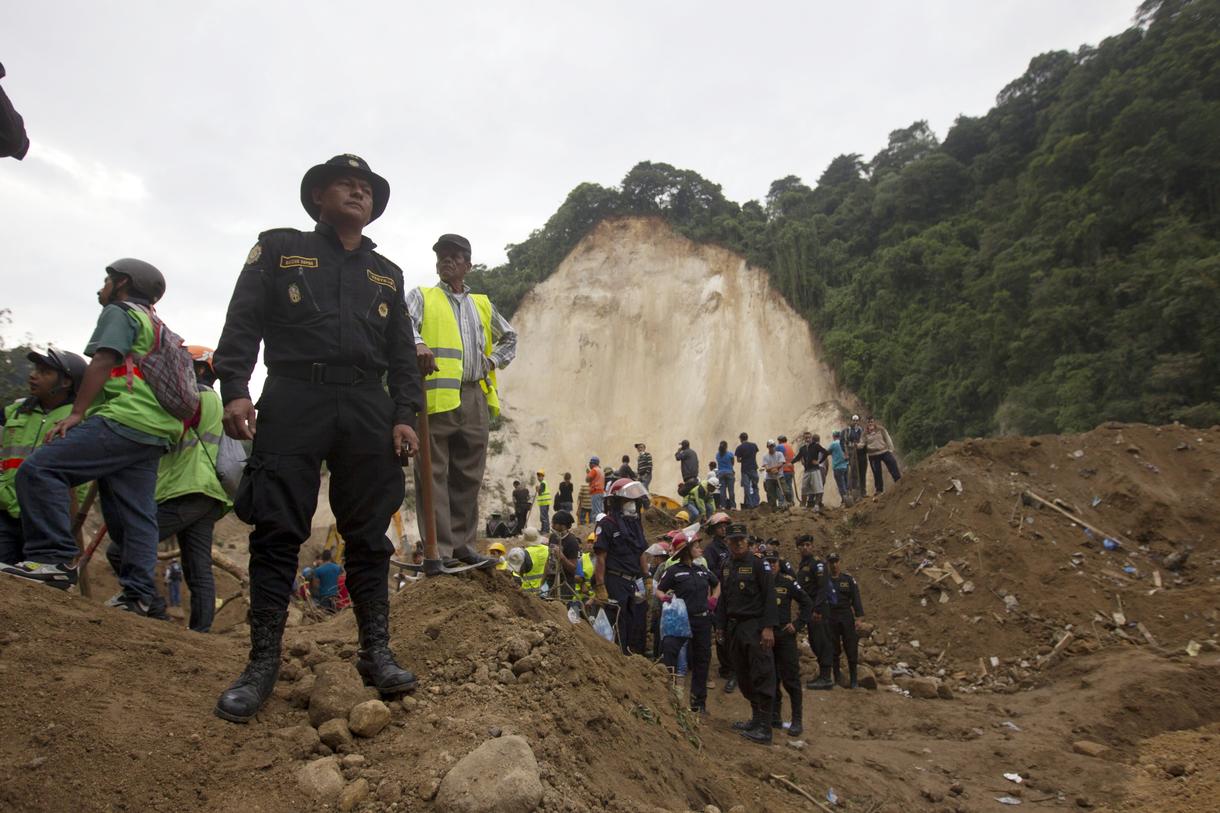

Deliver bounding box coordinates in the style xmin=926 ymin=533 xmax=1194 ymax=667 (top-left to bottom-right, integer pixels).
xmin=406 ymin=234 xmax=516 ymax=570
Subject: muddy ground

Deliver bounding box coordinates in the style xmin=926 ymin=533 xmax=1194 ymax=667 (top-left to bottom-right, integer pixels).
xmin=0 ymin=422 xmax=1216 ymax=813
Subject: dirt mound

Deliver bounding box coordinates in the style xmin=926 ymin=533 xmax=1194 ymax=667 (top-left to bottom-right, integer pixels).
xmin=2 ymin=422 xmax=1218 ymax=813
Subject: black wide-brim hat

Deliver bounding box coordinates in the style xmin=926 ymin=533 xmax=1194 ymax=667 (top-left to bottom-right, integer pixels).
xmin=300 ymin=154 xmax=390 ymax=223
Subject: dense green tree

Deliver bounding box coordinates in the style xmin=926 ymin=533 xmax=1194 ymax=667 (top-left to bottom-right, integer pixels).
xmin=471 ymin=0 xmax=1220 ymax=459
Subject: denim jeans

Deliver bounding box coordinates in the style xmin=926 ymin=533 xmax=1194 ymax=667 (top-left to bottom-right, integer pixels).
xmin=781 ymin=473 xmax=796 ymax=506
xmin=764 ymin=478 xmax=783 ymax=507
xmin=17 ymin=417 xmax=163 ymax=602
xmin=539 ymin=504 xmax=550 ymax=533
xmin=718 ymin=472 xmax=736 ymax=509
xmin=741 ymin=469 xmax=760 ymax=507
xmin=168 ymin=580 xmax=181 ymax=606
xmin=833 ymin=468 xmax=851 ymax=500
xmin=152 ymin=492 xmax=223 ymax=632
xmin=590 ymin=493 xmax=604 ymax=517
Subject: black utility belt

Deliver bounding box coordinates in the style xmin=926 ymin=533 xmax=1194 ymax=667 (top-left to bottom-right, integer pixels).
xmin=269 ymin=363 xmax=383 ymax=385
xmin=606 ymin=569 xmax=640 ymax=581
xmin=689 ymin=610 xmax=709 ymax=618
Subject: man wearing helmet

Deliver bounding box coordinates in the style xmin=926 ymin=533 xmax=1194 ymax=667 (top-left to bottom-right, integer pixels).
xmin=2 ymin=261 xmax=182 ymax=617
xmin=592 ymin=478 xmax=650 ymax=655
xmin=109 ymin=345 xmax=229 ymax=632
xmin=0 ymin=348 xmax=87 ymax=565
xmin=702 ymin=512 xmax=737 ymax=693
xmin=212 ymin=155 xmax=423 ymax=723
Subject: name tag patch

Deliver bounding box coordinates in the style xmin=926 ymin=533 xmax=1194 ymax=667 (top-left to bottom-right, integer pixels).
xmin=367 ymin=269 xmax=397 ymax=291
xmin=280 ymin=255 xmax=319 ymax=269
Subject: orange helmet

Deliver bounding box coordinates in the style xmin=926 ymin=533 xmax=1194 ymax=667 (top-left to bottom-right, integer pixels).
xmin=186 ymin=345 xmax=215 ymax=373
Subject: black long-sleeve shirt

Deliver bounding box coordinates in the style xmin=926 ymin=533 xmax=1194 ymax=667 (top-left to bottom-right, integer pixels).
xmin=214 ymin=222 xmax=423 ymax=428
xmin=657 ymin=562 xmax=719 ymax=616
xmin=774 ymin=570 xmax=814 ymax=632
xmin=816 ymin=571 xmax=864 ymax=619
xmin=715 ymin=552 xmax=778 ymax=629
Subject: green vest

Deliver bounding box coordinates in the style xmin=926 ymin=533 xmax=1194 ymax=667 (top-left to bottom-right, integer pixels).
xmin=419 ymin=286 xmax=500 ymax=417
xmin=88 ymin=308 xmax=185 ymax=444
xmin=155 ymin=389 xmax=232 ymax=509
xmin=536 ymin=480 xmax=552 ymax=507
xmin=0 ymin=399 xmax=74 ymax=517
xmin=518 ymin=544 xmax=550 ymax=593
xmin=574 ymin=551 xmax=595 ymax=600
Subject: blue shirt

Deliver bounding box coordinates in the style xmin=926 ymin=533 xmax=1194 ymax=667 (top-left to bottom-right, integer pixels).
xmin=830 ymin=440 xmax=848 ymax=471
xmin=314 ymin=562 xmax=342 ymax=597
xmin=715 ymin=450 xmax=734 ymax=475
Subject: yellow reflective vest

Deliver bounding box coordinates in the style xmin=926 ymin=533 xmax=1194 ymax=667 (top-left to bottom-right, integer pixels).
xmin=419 ymin=287 xmax=500 ymax=418
xmin=518 ymin=544 xmax=550 ymax=593
xmin=573 ymin=551 xmax=595 ymax=600
xmin=536 ymin=480 xmax=551 ymax=507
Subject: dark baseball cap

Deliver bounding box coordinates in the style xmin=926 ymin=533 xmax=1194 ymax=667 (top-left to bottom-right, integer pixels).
xmin=432 ymin=233 xmax=471 ymax=255
xmin=726 ymin=523 xmax=748 ymax=539
xmin=827 ymin=552 xmax=841 ymax=562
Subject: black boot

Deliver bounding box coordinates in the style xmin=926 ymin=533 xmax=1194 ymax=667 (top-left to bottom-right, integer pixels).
xmin=788 ymin=701 xmax=803 ymax=737
xmin=833 ymin=664 xmax=842 ymax=687
xmin=807 ymin=665 xmax=834 ymax=690
xmin=723 ymin=675 xmax=738 ymax=694
xmin=771 ymin=694 xmax=784 ymax=728
xmin=214 ymin=609 xmax=287 ymax=723
xmin=354 ymin=600 xmax=417 ymax=694
xmin=740 ymin=706 xmax=773 ymax=745
xmin=849 ymin=664 xmax=859 ymax=689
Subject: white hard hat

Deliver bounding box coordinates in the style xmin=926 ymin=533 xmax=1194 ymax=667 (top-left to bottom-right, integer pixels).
xmin=523 ymin=527 xmax=540 ymax=542
xmin=506 ymin=547 xmax=527 ymax=573
xmin=594 ymin=512 xmax=606 ymax=523
xmin=706 ymin=475 xmax=720 ymax=489
xmin=851 ymin=414 xmax=860 ymax=421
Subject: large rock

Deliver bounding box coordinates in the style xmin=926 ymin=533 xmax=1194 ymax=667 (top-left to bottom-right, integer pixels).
xmin=274 ymin=724 xmax=321 ymax=759
xmin=318 ymin=718 xmax=354 ymax=749
xmin=296 ymin=756 xmax=344 ymax=802
xmin=435 ymin=735 xmax=543 ymax=813
xmin=349 ymin=699 xmax=392 ymax=738
xmin=339 ymin=777 xmax=370 ymax=812
xmin=856 ymin=665 xmax=878 ymax=690
xmin=905 ymin=677 xmax=940 ymax=699
xmin=1072 ymin=740 xmax=1110 ymax=758
xmin=309 ymin=662 xmax=368 ymax=727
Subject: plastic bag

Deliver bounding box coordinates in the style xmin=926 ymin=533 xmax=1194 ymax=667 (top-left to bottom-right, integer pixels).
xmin=215 ymin=434 xmax=248 ymax=499
xmin=661 ymin=596 xmax=691 ymax=638
xmin=591 ymin=608 xmax=615 ymax=642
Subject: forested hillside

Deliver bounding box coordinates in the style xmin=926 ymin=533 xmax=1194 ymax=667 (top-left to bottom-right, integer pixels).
xmin=469 ymin=0 xmax=1220 ymax=458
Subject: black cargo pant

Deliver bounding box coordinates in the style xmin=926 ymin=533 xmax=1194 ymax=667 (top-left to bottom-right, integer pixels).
xmin=235 ymin=376 xmax=404 ymax=613
xmin=807 ymin=615 xmax=833 ymax=668
xmin=771 ymin=628 xmax=803 ymax=722
xmin=605 ymin=572 xmax=647 ymax=656
xmin=829 ymin=612 xmax=859 ymax=669
xmin=727 ymin=617 xmax=775 ymax=709
xmin=715 ymin=635 xmax=734 ymax=679
xmin=661 ymin=613 xmax=712 ymax=710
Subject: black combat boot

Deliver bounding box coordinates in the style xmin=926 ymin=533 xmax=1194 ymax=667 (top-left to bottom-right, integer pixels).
xmin=788 ymin=699 xmax=803 ymax=737
xmin=849 ymin=664 xmax=859 ymax=689
xmin=833 ymin=663 xmax=843 ymax=687
xmin=214 ymin=609 xmax=287 ymax=723
xmin=807 ymin=665 xmax=834 ymax=690
xmin=740 ymin=706 xmax=773 ymax=745
xmin=354 ymin=600 xmax=417 ymax=694
xmin=732 ymin=702 xmax=760 ymax=731
xmin=771 ymin=695 xmax=784 ymax=728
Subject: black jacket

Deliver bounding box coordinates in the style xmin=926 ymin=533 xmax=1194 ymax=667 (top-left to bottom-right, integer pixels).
xmin=715 ymin=552 xmax=778 ymax=628
xmin=215 ymin=223 xmax=423 ymax=427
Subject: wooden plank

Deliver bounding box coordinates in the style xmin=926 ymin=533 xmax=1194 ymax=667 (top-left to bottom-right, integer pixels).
xmin=1138 ymin=622 xmax=1158 ymax=647
xmin=1022 ymin=490 xmax=1130 ymax=548
xmin=946 ymin=562 xmax=965 ymax=585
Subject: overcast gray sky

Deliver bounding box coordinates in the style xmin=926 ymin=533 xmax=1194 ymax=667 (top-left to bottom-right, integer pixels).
xmin=1 ymin=0 xmax=1133 ymax=397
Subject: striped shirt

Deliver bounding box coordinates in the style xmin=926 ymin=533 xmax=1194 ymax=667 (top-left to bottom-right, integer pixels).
xmin=405 ymin=283 xmax=517 ymax=382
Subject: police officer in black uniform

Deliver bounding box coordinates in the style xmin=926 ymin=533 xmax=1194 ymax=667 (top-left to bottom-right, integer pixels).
xmin=795 ymin=534 xmax=834 ymax=690
xmin=212 ymin=155 xmax=424 ymax=723
xmin=701 ymin=512 xmax=736 ymax=693
xmin=762 ymin=545 xmax=813 ymax=736
xmin=654 ymin=533 xmax=718 ymax=713
xmin=714 ymin=523 xmax=778 ymax=744
xmin=592 ymin=478 xmax=649 ymax=655
xmin=817 ymin=552 xmax=865 ymax=688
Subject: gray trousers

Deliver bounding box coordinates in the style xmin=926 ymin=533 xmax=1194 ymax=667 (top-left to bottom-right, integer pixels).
xmin=414 ymin=382 xmax=489 ymax=559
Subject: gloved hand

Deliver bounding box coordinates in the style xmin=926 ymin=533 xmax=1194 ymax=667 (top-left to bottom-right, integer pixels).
xmin=594 ymin=584 xmax=609 ymax=603
xmin=707 ymin=596 xmax=718 ymax=613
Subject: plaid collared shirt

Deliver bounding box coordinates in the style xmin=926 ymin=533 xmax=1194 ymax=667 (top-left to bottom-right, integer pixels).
xmin=405 ymin=282 xmax=517 ymax=382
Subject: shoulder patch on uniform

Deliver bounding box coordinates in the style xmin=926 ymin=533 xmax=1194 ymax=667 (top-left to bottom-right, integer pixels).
xmin=377 ymin=302 xmax=389 ymax=318
xmin=280 ymin=255 xmax=319 ymax=269
xmin=245 ymin=243 xmax=262 ymax=265
xmin=367 ymin=269 xmax=397 ymax=291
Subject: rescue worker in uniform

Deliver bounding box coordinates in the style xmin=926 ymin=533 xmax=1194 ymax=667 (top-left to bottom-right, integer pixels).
xmin=535 ymin=470 xmax=552 ymax=534
xmin=715 ymin=523 xmax=778 ymax=744
xmin=0 ymin=349 xmax=87 ymax=564
xmin=701 ymin=512 xmax=737 ymax=693
xmin=795 ymin=534 xmax=834 ymax=690
xmin=817 ymin=552 xmax=865 ymax=688
xmin=407 ymin=233 xmax=516 ymax=568
xmin=592 ymin=478 xmax=649 ymax=655
xmin=763 ymin=545 xmax=813 ymax=736
xmin=654 ymin=531 xmax=718 ymax=713
xmin=505 ymin=540 xmax=550 ymax=594
xmin=212 ymin=154 xmax=423 ymax=722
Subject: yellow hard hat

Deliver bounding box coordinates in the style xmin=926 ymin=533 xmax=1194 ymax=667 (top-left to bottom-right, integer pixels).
xmin=675 ymin=510 xmax=690 ymax=522
xmin=488 ymin=542 xmax=507 ymax=556
xmin=536 ymin=469 xmax=545 ymax=477
xmin=586 ymin=532 xmax=595 ymax=543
